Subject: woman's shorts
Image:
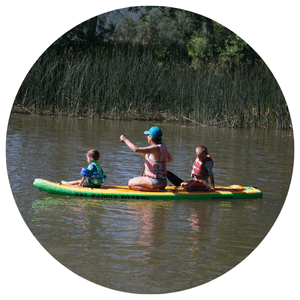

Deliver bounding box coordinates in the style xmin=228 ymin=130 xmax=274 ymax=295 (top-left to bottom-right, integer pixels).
xmin=148 ymin=176 xmax=167 ymax=189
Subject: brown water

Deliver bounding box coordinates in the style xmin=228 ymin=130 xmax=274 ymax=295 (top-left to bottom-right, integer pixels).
xmin=6 ymin=113 xmax=294 ymax=294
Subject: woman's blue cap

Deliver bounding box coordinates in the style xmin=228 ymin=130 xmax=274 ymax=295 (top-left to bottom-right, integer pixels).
xmin=144 ymin=126 xmax=162 ymax=138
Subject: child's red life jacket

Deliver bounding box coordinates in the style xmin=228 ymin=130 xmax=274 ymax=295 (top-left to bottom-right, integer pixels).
xmin=191 ymin=155 xmax=214 ymax=180
xmin=144 ymin=143 xmax=168 ymax=179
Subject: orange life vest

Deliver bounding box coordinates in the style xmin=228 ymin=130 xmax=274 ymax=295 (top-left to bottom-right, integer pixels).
xmin=144 ymin=143 xmax=168 ymax=179
xmin=191 ymin=155 xmax=214 ymax=181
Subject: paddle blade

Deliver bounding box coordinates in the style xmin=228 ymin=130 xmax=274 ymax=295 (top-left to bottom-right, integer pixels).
xmin=167 ymin=171 xmax=184 ymax=186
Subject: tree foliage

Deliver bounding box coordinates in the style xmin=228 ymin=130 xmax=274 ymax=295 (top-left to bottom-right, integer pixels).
xmin=52 ymin=6 xmax=260 ymax=67
xmin=114 ymin=16 xmax=137 ymax=40
xmin=188 ymin=22 xmax=259 ymax=67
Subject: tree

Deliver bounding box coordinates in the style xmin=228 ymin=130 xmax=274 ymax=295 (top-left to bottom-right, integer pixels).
xmin=114 ymin=16 xmax=137 ymax=40
xmin=53 ymin=14 xmax=115 ymax=52
xmin=187 ymin=22 xmax=259 ymax=67
xmin=157 ymin=9 xmax=196 ymax=45
xmin=136 ymin=10 xmax=161 ymax=42
xmin=187 ymin=31 xmax=215 ymax=67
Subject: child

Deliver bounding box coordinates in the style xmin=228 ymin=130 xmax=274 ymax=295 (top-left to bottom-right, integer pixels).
xmin=181 ymin=146 xmax=215 ymax=191
xmin=61 ymin=149 xmax=105 ymax=188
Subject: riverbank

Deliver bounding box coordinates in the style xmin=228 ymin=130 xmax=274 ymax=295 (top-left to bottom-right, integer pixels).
xmin=10 ymin=109 xmax=291 ymax=130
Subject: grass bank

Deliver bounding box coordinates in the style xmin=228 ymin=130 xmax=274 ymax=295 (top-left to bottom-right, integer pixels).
xmin=13 ymin=43 xmax=291 ymax=129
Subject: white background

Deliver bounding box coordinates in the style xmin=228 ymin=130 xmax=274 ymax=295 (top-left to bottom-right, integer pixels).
xmin=1 ymin=1 xmax=299 ymax=299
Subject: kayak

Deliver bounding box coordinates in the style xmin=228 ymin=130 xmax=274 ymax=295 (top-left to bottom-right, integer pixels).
xmin=33 ymin=178 xmax=262 ymax=200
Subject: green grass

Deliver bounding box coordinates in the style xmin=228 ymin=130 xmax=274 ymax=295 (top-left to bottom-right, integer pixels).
xmin=13 ymin=43 xmax=291 ymax=129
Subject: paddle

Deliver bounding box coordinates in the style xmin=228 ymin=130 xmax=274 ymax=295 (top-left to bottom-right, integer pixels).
xmin=166 ymin=171 xmax=184 ymax=186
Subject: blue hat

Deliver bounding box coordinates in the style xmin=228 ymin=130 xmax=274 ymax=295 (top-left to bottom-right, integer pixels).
xmin=144 ymin=126 xmax=162 ymax=138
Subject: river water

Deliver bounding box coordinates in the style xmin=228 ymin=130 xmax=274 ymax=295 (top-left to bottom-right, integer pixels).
xmin=6 ymin=113 xmax=294 ymax=294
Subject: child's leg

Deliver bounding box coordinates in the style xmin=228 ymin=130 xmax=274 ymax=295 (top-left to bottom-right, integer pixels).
xmin=181 ymin=179 xmax=193 ymax=188
xmin=61 ymin=180 xmax=82 ymax=186
xmin=183 ymin=179 xmax=208 ymax=191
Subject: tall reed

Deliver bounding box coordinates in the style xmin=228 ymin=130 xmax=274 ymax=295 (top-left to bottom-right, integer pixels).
xmin=14 ymin=43 xmax=291 ymax=129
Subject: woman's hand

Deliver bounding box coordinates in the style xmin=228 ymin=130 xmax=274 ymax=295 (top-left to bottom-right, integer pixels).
xmin=120 ymin=134 xmax=126 ymax=142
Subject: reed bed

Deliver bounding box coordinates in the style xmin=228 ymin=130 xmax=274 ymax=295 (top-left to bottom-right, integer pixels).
xmin=14 ymin=44 xmax=291 ymax=129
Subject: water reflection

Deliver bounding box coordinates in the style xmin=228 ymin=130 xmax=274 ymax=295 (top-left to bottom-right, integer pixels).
xmin=138 ymin=206 xmax=165 ymax=246
xmin=187 ymin=204 xmax=215 ymax=252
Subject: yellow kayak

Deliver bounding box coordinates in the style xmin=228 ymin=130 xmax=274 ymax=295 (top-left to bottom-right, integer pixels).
xmin=33 ymin=178 xmax=262 ymax=200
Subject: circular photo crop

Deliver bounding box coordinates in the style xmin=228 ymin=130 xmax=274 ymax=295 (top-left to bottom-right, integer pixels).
xmin=4 ymin=4 xmax=296 ymax=297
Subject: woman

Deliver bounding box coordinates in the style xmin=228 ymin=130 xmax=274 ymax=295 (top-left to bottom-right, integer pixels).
xmin=120 ymin=126 xmax=172 ymax=191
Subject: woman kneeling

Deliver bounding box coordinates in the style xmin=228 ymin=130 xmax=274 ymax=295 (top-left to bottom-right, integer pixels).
xmin=120 ymin=126 xmax=172 ymax=191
